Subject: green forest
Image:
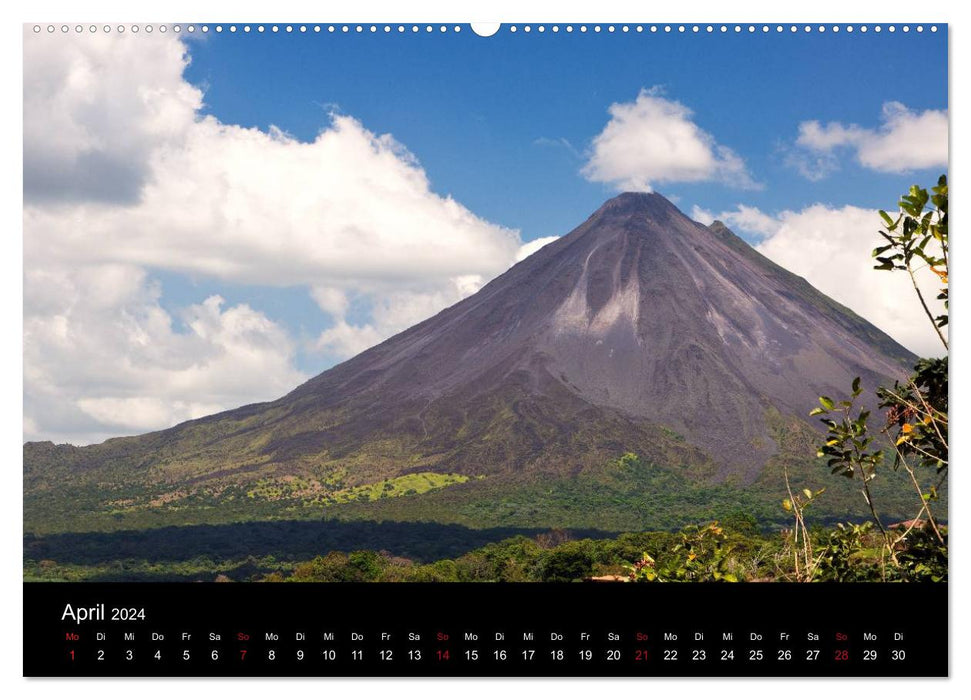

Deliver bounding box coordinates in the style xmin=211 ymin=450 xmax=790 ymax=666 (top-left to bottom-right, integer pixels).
xmin=25 ymin=516 xmax=946 ymax=584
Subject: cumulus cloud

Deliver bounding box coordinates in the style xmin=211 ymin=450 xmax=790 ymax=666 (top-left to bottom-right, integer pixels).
xmin=312 ymin=320 xmax=387 ymax=360
xmin=24 ymin=112 xmax=521 ymax=287
xmin=311 ymin=280 xmax=489 ymax=360
xmin=689 ymin=205 xmax=715 ymax=226
xmin=23 ymin=29 xmax=525 ymax=444
xmin=787 ymin=102 xmax=948 ymax=179
xmin=581 ymin=88 xmax=758 ymax=192
xmin=691 ymin=204 xmax=781 ymax=238
xmin=310 ymin=287 xmax=351 ymax=319
xmin=24 ymin=265 xmax=307 ymax=443
xmin=23 ymin=31 xmax=201 ymax=204
xmin=695 ymin=203 xmax=946 ymax=357
xmin=515 ymin=236 xmax=559 ymax=262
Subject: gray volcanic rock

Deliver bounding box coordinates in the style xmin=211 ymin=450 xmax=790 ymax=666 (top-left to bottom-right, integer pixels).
xmin=25 ymin=192 xmax=916 ymax=489
xmin=287 ymin=193 xmax=910 ymax=475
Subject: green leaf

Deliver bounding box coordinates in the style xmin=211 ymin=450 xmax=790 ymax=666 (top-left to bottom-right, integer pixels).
xmin=819 ymin=396 xmax=835 ymax=410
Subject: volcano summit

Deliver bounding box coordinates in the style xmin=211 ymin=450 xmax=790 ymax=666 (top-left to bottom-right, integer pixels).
xmin=24 ymin=193 xmax=916 ymax=530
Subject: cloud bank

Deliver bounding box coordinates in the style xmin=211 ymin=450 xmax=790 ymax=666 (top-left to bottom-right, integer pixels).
xmin=23 ymin=30 xmax=537 ymax=444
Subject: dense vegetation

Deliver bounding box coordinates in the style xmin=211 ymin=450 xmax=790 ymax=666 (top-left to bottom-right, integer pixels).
xmin=236 ymin=518 xmax=948 ymax=584
xmin=23 ymin=443 xmax=936 ymax=537
xmin=25 ymin=518 xmax=945 ymax=584
xmin=23 ymin=449 xmax=944 ymax=583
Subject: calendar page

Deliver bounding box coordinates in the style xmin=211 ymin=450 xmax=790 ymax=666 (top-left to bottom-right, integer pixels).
xmin=22 ymin=20 xmax=948 ymax=678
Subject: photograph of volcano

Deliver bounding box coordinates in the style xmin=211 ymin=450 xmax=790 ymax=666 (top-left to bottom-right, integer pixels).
xmin=23 ymin=23 xmax=947 ymax=583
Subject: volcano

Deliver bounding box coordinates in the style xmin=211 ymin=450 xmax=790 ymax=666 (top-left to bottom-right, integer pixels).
xmin=24 ymin=192 xmax=916 ymax=525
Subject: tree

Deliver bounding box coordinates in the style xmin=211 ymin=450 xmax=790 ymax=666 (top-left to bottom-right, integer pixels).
xmin=809 ymin=176 xmax=947 ymax=578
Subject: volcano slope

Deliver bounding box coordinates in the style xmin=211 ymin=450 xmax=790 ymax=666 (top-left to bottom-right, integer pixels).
xmin=25 ymin=192 xmax=926 ymax=539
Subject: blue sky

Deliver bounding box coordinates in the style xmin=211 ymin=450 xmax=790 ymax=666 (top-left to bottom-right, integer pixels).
xmin=177 ymin=25 xmax=948 ymax=370
xmin=183 ymin=26 xmax=947 ymax=237
xmin=23 ymin=24 xmax=948 ymax=443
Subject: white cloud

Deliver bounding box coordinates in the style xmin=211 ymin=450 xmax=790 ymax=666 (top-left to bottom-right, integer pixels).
xmin=713 ymin=204 xmax=946 ymax=358
xmin=691 ymin=204 xmax=781 ymax=238
xmin=24 ymin=265 xmax=307 ymax=443
xmin=313 ymin=320 xmax=386 ymax=360
xmin=75 ymin=397 xmax=228 ymax=434
xmin=311 ymin=277 xmax=498 ymax=360
xmin=23 ymin=30 xmax=526 ymax=444
xmin=581 ymin=88 xmax=758 ymax=192
xmin=24 ymin=112 xmax=521 ymax=287
xmin=515 ymin=236 xmax=559 ymax=262
xmin=789 ymin=102 xmax=948 ymax=178
xmin=690 ymin=205 xmax=715 ymax=226
xmin=310 ymin=287 xmax=350 ymax=318
xmin=23 ymin=30 xmax=201 ymax=204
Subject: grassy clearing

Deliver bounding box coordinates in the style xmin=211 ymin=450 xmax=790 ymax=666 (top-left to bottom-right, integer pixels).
xmin=245 ymin=471 xmax=474 ymax=505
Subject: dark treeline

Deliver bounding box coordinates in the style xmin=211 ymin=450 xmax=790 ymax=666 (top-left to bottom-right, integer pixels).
xmin=23 ymin=519 xmax=618 ymax=567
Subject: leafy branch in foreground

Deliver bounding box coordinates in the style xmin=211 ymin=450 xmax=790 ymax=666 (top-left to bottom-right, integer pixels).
xmin=625 ymin=522 xmax=740 ymax=582
xmin=806 ymin=176 xmax=948 ymax=576
xmin=810 ymin=380 xmax=894 ymax=558
xmin=873 ymin=175 xmax=948 ymax=349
